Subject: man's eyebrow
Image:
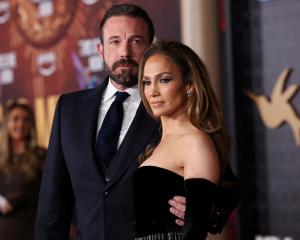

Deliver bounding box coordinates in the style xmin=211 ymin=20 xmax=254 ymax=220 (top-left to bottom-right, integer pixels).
xmin=106 ymin=35 xmax=147 ymax=42
xmin=107 ymin=36 xmax=120 ymax=41
xmin=129 ymin=35 xmax=145 ymax=39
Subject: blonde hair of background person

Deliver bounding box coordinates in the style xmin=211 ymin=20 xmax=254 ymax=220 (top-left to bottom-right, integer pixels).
xmin=0 ymin=101 xmax=44 ymax=179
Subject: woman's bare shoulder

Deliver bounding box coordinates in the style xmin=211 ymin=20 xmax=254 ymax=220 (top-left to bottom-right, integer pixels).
xmin=179 ymin=130 xmax=220 ymax=182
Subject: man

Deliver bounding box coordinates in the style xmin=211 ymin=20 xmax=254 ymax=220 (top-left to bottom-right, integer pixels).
xmin=36 ymin=4 xmax=238 ymax=240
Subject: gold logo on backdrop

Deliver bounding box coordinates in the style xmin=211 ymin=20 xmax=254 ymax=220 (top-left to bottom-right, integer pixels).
xmin=9 ymin=0 xmax=86 ymax=75
xmin=245 ymin=68 xmax=300 ymax=146
xmin=11 ymin=0 xmax=76 ymax=48
xmin=3 ymin=0 xmax=117 ymax=146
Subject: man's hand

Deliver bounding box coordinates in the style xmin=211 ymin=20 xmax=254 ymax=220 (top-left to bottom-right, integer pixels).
xmin=168 ymin=196 xmax=186 ymax=226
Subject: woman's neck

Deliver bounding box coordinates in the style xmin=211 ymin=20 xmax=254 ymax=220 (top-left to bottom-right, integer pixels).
xmin=160 ymin=114 xmax=195 ymax=139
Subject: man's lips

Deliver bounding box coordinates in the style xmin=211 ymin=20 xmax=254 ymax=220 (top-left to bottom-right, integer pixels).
xmin=112 ymin=59 xmax=138 ymax=71
xmin=116 ymin=64 xmax=136 ymax=68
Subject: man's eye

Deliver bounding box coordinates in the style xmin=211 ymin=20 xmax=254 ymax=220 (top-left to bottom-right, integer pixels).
xmin=131 ymin=38 xmax=142 ymax=44
xmin=132 ymin=39 xmax=140 ymax=44
xmin=110 ymin=40 xmax=119 ymax=45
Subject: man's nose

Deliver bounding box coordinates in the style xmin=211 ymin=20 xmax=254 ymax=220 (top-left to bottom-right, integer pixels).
xmin=120 ymin=42 xmax=131 ymax=58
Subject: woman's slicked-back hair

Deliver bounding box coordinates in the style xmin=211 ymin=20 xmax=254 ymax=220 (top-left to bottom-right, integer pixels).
xmin=138 ymin=40 xmax=232 ymax=171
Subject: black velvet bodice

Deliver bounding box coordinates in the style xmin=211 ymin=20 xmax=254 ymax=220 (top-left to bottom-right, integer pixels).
xmin=133 ymin=166 xmax=185 ymax=237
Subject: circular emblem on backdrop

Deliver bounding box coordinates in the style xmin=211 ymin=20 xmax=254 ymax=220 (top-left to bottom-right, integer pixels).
xmin=11 ymin=0 xmax=78 ymax=48
xmin=0 ymin=2 xmax=10 ymax=24
xmin=36 ymin=52 xmax=57 ymax=77
xmin=81 ymin=0 xmax=98 ymax=5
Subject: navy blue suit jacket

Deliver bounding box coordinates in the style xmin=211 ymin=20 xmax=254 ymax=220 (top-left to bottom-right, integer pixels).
xmin=35 ymin=80 xmax=159 ymax=240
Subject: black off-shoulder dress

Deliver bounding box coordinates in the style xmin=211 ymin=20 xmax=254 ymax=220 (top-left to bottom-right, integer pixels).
xmin=134 ymin=166 xmax=217 ymax=240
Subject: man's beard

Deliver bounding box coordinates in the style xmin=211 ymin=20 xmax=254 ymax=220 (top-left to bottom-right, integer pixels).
xmin=106 ymin=58 xmax=139 ymax=88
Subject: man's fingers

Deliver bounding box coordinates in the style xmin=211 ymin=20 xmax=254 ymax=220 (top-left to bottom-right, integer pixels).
xmin=169 ymin=206 xmax=185 ymax=220
xmin=2 ymin=204 xmax=13 ymax=215
xmin=0 ymin=197 xmax=13 ymax=215
xmin=175 ymin=219 xmax=184 ymax=226
xmin=168 ymin=198 xmax=186 ymax=212
xmin=173 ymin=196 xmax=186 ymax=204
xmin=169 ymin=196 xmax=186 ymax=224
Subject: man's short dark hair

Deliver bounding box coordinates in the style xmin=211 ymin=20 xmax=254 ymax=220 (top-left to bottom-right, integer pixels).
xmin=99 ymin=3 xmax=154 ymax=44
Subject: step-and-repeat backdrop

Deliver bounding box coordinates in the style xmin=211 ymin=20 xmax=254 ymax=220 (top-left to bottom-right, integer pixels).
xmin=0 ymin=0 xmax=180 ymax=146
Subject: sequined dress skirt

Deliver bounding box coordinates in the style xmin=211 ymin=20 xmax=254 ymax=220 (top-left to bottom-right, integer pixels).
xmin=135 ymin=232 xmax=182 ymax=240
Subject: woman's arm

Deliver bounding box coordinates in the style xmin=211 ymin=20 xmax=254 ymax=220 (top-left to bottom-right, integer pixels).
xmin=181 ymin=132 xmax=220 ymax=240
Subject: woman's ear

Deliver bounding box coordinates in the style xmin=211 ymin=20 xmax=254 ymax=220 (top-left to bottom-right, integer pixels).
xmin=185 ymin=83 xmax=194 ymax=97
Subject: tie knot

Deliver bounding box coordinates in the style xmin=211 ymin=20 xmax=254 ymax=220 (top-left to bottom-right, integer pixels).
xmin=115 ymin=91 xmax=130 ymax=102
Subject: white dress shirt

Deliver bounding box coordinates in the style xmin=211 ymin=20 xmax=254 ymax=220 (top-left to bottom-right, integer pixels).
xmin=96 ymin=79 xmax=141 ymax=148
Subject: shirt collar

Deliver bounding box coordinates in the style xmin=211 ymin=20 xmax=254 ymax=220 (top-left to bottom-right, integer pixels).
xmin=102 ymin=78 xmax=140 ymax=103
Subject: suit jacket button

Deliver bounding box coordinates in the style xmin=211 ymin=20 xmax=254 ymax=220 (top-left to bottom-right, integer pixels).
xmin=105 ymin=176 xmax=110 ymax=182
xmin=104 ymin=191 xmax=109 ymax=197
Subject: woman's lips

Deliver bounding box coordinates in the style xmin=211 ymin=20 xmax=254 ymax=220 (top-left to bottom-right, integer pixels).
xmin=150 ymin=101 xmax=164 ymax=107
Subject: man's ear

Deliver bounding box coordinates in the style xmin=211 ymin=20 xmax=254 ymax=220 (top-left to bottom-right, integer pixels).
xmin=97 ymin=43 xmax=104 ymax=58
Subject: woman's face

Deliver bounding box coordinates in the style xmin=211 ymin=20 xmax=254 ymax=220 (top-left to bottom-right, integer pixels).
xmin=142 ymin=54 xmax=189 ymax=118
xmin=7 ymin=107 xmax=32 ymax=141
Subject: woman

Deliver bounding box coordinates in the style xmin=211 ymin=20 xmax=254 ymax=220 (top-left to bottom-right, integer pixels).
xmin=134 ymin=40 xmax=231 ymax=240
xmin=0 ymin=101 xmax=46 ymax=239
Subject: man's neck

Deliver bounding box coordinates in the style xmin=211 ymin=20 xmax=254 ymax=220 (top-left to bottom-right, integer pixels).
xmin=110 ymin=79 xmax=135 ymax=91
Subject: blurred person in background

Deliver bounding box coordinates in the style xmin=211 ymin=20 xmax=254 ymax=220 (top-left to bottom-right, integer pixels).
xmin=0 ymin=100 xmax=46 ymax=240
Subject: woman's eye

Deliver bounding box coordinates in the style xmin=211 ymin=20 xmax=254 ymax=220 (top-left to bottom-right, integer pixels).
xmin=160 ymin=78 xmax=171 ymax=83
xmin=142 ymin=80 xmax=151 ymax=85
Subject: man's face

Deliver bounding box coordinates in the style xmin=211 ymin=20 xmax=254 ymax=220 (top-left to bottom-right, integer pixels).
xmin=98 ymin=16 xmax=151 ymax=89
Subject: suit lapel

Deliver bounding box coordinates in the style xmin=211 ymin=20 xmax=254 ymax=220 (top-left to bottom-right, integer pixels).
xmin=106 ymin=103 xmax=159 ymax=189
xmin=77 ymin=80 xmax=108 ymax=176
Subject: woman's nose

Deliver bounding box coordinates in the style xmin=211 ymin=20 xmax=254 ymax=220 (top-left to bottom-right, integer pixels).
xmin=149 ymin=83 xmax=159 ymax=97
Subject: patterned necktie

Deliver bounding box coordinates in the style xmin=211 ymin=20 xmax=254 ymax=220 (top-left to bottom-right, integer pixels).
xmin=96 ymin=91 xmax=130 ymax=167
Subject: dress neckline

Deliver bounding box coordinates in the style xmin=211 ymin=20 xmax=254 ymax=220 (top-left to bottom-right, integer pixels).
xmin=138 ymin=165 xmax=183 ymax=179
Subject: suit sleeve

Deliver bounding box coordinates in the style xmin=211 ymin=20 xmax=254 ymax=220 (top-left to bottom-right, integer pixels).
xmin=35 ymin=95 xmax=74 ymax=240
